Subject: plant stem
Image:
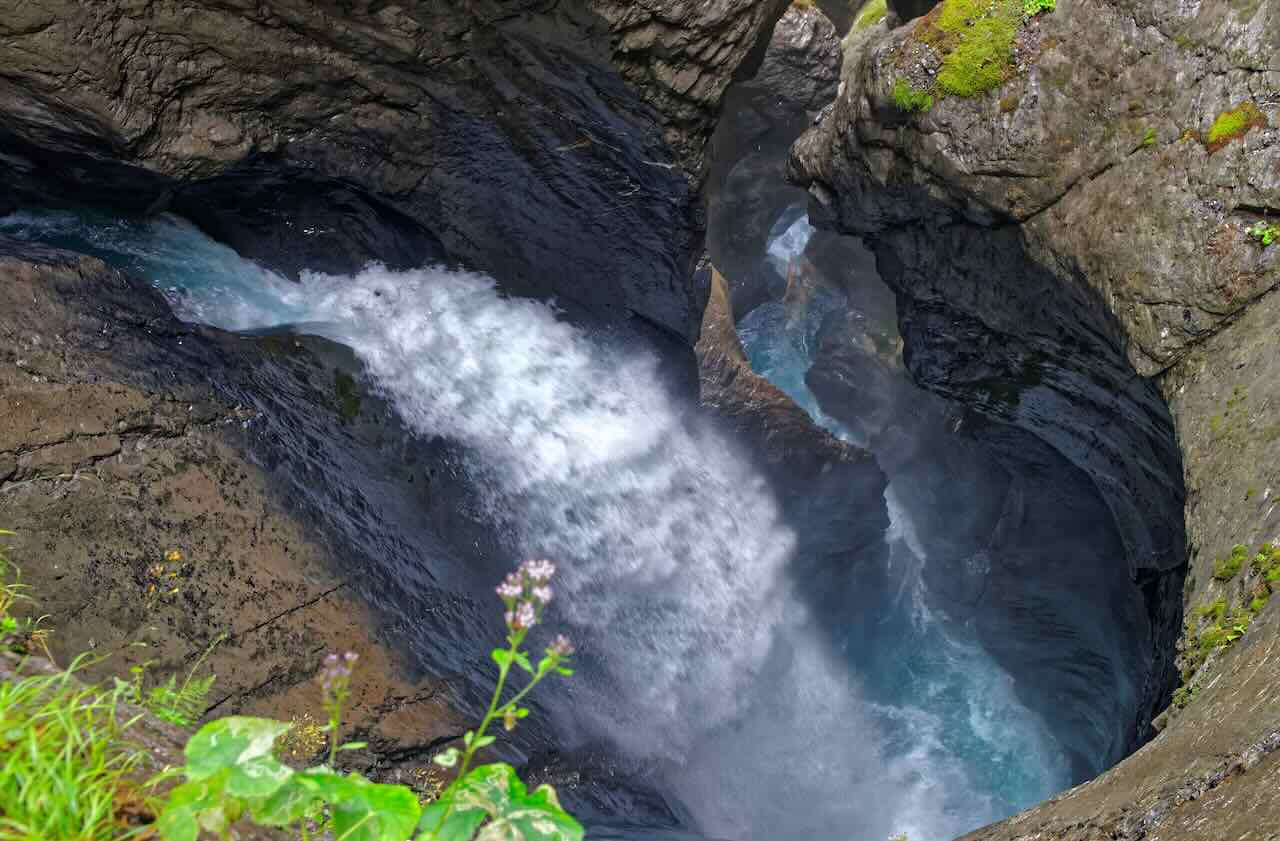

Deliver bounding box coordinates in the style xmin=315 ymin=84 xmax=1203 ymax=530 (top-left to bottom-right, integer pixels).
xmin=424 ymin=633 xmax=530 ymax=838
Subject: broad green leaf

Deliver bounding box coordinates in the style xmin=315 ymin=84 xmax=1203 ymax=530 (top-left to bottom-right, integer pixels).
xmin=157 ymin=776 xmax=226 ymax=841
xmin=453 ymin=766 xmax=583 ymax=841
xmin=417 ymin=799 xmax=488 ymax=841
xmin=251 ymin=776 xmax=319 ymax=827
xmin=454 ymin=763 xmax=522 ymax=814
xmin=227 ymin=752 xmax=294 ymax=798
xmin=476 ymin=821 xmax=521 ymax=841
xmin=185 ymin=717 xmax=292 ymax=781
xmin=330 ymin=777 xmax=423 ymax=841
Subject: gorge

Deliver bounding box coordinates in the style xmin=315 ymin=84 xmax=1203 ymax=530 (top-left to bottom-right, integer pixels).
xmin=1 ymin=1 xmax=1278 ymax=840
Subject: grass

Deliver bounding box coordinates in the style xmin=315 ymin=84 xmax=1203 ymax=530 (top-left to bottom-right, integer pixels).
xmin=853 ymin=0 xmax=888 ymax=31
xmin=2 ymin=533 xmax=158 ymax=840
xmin=1205 ymin=101 xmax=1267 ymax=152
xmin=0 ymin=656 xmax=156 ymax=840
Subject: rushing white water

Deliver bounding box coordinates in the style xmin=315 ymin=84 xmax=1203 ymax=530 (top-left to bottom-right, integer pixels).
xmin=2 ymin=208 xmax=1069 ymax=841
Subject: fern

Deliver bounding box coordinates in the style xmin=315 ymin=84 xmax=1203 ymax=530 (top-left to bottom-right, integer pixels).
xmin=127 ymin=635 xmax=222 ymax=727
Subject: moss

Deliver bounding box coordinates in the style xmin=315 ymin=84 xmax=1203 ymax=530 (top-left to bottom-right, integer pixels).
xmin=1247 ymin=221 xmax=1279 ymax=247
xmin=1205 ymin=101 xmax=1267 ymax=152
xmin=1213 ymin=544 xmax=1248 ymax=581
xmin=893 ymin=78 xmax=934 ymax=112
xmin=333 ymin=370 xmax=362 ymax=422
xmin=933 ymin=0 xmax=1022 ymax=97
xmin=910 ymin=0 xmax=1052 ymax=100
xmin=1198 ymin=598 xmax=1228 ymax=622
xmin=1141 ymin=128 xmax=1157 ymax=148
xmin=853 ymin=0 xmax=888 ymax=31
xmin=999 ymin=94 xmax=1020 ymax=113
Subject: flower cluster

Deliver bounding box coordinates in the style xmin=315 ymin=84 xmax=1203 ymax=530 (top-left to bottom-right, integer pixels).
xmin=322 ymin=651 xmax=358 ymax=699
xmin=496 ymin=559 xmax=557 ymax=632
xmin=547 ymin=634 xmax=575 ymax=657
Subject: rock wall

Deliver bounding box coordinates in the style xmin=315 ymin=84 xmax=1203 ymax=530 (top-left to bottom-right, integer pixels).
xmin=788 ymin=0 xmax=1280 ymax=834
xmin=0 ymin=0 xmax=787 ymax=341
xmin=0 ymin=242 xmax=466 ymax=782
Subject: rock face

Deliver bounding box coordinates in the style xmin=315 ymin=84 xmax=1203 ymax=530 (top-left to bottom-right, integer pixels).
xmin=695 ymin=262 xmax=893 ymax=659
xmin=789 ymin=0 xmax=1280 ymax=833
xmin=0 ymin=241 xmax=466 ymax=783
xmin=0 ymin=0 xmax=787 ymax=341
xmin=706 ymin=3 xmax=843 ymax=319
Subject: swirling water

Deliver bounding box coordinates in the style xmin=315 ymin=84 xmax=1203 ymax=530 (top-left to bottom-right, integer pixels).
xmin=1 ymin=208 xmax=1069 ymax=840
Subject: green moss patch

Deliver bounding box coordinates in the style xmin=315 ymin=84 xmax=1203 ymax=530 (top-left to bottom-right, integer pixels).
xmin=904 ymin=0 xmax=1052 ymax=105
xmin=853 ymin=0 xmax=888 ymax=31
xmin=1247 ymin=221 xmax=1279 ymax=247
xmin=1214 ymin=544 xmax=1248 ymax=581
xmin=1205 ymin=101 xmax=1267 ymax=152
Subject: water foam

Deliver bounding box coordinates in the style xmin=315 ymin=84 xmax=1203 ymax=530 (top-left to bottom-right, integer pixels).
xmin=2 ymin=207 xmax=1069 ymax=841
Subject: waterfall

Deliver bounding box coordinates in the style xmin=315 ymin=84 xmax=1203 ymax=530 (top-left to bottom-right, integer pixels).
xmin=2 ymin=207 xmax=1069 ymax=841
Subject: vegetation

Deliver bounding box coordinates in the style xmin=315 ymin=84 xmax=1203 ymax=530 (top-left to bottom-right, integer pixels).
xmin=1 ymin=531 xmax=154 ymax=840
xmin=893 ymin=78 xmax=935 ymax=112
xmin=1247 ymin=220 xmax=1279 ymax=247
xmin=1205 ymin=101 xmax=1267 ymax=152
xmin=903 ymin=0 xmax=1054 ymax=105
xmin=1213 ymin=544 xmax=1248 ymax=581
xmin=0 ymin=531 xmax=583 ymax=841
xmin=1141 ymin=128 xmax=1157 ymax=148
xmin=1171 ymin=541 xmax=1280 ymax=718
xmin=853 ymin=0 xmax=888 ymax=31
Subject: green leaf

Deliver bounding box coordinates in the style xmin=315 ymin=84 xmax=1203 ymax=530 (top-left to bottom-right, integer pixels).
xmin=452 ymin=765 xmax=583 ymax=841
xmin=250 ymin=776 xmax=319 ymax=827
xmin=226 ymin=752 xmax=294 ymax=798
xmin=184 ymin=717 xmax=293 ymax=781
xmin=491 ymin=649 xmax=512 ymax=668
xmin=328 ymin=774 xmax=423 ymax=841
xmin=555 ymin=667 xmax=574 ymax=677
xmin=513 ymin=651 xmax=534 ymax=674
xmin=417 ymin=799 xmax=487 ymax=841
xmin=157 ymin=776 xmax=227 ymax=841
xmin=473 ymin=735 xmax=496 ymax=749
xmin=339 ymin=741 xmax=370 ymax=752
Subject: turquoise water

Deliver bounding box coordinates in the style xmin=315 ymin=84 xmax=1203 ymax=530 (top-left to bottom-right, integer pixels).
xmin=2 ymin=206 xmax=1069 ymax=840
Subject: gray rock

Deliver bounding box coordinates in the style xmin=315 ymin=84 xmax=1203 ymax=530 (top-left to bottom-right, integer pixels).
xmin=788 ymin=0 xmax=1280 ymax=833
xmin=0 ymin=0 xmax=789 ymax=341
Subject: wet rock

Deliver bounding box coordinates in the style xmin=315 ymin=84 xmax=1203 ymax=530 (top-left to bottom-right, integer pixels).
xmin=788 ymin=0 xmax=1280 ymax=832
xmin=753 ymin=5 xmax=844 ymax=112
xmin=695 ymin=263 xmax=892 ymax=649
xmin=0 ymin=0 xmax=789 ymax=342
xmin=0 ymin=240 xmax=467 ymax=779
xmin=706 ymin=3 xmax=844 ymax=319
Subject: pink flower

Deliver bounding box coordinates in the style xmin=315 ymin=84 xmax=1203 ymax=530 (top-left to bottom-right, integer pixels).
xmin=548 ymin=635 xmax=575 ymax=657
